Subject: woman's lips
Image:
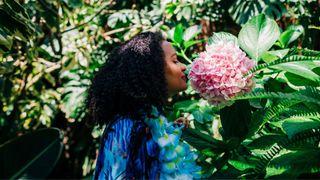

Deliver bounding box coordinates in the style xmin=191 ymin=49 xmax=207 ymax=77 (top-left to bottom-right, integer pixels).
xmin=182 ymin=75 xmax=186 ymax=81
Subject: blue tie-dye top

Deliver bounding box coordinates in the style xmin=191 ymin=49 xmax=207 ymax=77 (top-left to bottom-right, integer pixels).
xmin=94 ymin=116 xmax=159 ymax=179
xmin=94 ymin=107 xmax=201 ymax=180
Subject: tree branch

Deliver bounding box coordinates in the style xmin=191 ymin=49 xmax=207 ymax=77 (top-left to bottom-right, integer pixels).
xmin=61 ymin=0 xmax=116 ymax=34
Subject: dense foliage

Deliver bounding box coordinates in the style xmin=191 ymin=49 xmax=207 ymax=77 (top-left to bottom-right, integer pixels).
xmin=1 ymin=0 xmax=319 ymax=178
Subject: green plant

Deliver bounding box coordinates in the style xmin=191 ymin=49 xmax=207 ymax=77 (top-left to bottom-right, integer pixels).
xmin=180 ymin=14 xmax=320 ymax=178
xmin=0 ymin=128 xmax=63 ymax=179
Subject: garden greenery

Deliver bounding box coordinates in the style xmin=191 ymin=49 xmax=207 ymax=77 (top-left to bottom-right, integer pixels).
xmin=0 ymin=0 xmax=319 ymax=178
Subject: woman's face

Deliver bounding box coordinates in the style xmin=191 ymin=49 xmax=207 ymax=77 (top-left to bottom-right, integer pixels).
xmin=162 ymin=41 xmax=187 ymax=95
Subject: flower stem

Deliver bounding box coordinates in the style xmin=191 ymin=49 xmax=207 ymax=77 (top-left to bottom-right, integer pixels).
xmin=180 ymin=49 xmax=192 ymax=64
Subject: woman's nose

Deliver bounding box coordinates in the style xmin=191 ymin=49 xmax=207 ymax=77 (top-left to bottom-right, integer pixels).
xmin=180 ymin=63 xmax=187 ymax=71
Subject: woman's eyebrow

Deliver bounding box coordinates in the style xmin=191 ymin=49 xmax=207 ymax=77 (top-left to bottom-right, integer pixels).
xmin=171 ymin=53 xmax=177 ymax=57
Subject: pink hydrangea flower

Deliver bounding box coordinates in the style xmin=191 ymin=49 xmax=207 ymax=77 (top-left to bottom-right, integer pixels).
xmin=188 ymin=40 xmax=255 ymax=105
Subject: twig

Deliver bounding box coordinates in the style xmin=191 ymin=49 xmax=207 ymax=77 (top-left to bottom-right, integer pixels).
xmin=102 ymin=26 xmax=141 ymax=38
xmin=61 ymin=0 xmax=115 ymax=34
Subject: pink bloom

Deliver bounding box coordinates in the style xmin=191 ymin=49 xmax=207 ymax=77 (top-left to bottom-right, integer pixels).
xmin=188 ymin=41 xmax=255 ymax=105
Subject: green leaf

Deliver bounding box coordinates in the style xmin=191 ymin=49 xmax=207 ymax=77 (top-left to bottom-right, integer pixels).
xmin=183 ymin=39 xmax=203 ymax=50
xmin=202 ymin=106 xmax=215 ymax=122
xmin=0 ymin=29 xmax=13 ymax=50
xmin=271 ymin=61 xmax=320 ymax=83
xmin=194 ymin=120 xmax=213 ymax=135
xmin=183 ymin=25 xmax=201 ymax=42
xmin=228 ymin=0 xmax=265 ymax=25
xmin=261 ymin=49 xmax=290 ymax=63
xmin=60 ymin=71 xmax=90 ymax=120
xmin=231 ymin=87 xmax=320 ymax=106
xmin=263 ymin=2 xmax=287 ymax=21
xmin=0 ymin=128 xmax=63 ymax=179
xmin=0 ymin=0 xmax=34 ymax=51
xmin=277 ymin=25 xmax=304 ymax=48
xmin=247 ymin=134 xmax=286 ymax=150
xmin=173 ymin=24 xmax=184 ymax=44
xmin=182 ymin=128 xmax=227 ymax=152
xmin=181 ymin=6 xmax=192 ymax=21
xmin=66 ymin=0 xmax=83 ymax=8
xmin=284 ymin=72 xmax=319 ymax=87
xmin=266 ymin=150 xmax=320 ymax=178
xmin=282 ymin=117 xmax=320 ymax=138
xmin=248 ymin=55 xmax=320 ymax=75
xmin=208 ymin=32 xmax=238 ymax=46
xmin=228 ymin=159 xmax=255 ymax=171
xmin=107 ymin=13 xmax=121 ymax=28
xmin=173 ymin=100 xmax=199 ymax=112
xmin=238 ymin=14 xmax=280 ymax=61
xmin=220 ymin=100 xmax=251 ymax=140
xmin=192 ymin=110 xmax=204 ymax=124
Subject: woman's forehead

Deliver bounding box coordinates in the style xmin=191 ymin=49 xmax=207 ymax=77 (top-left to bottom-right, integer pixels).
xmin=161 ymin=41 xmax=175 ymax=55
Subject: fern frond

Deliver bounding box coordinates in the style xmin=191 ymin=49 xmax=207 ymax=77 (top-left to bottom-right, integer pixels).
xmin=265 ymin=149 xmax=320 ymax=178
xmin=232 ymin=88 xmax=320 ymax=105
xmin=254 ymin=128 xmax=320 ymax=175
xmin=300 ymin=86 xmax=320 ymax=100
xmin=248 ymin=100 xmax=300 ymax=136
xmin=264 ymin=100 xmax=301 ymax=122
xmin=297 ymin=48 xmax=320 ymax=56
xmin=247 ymin=55 xmax=320 ymax=74
xmin=290 ymin=112 xmax=320 ymax=119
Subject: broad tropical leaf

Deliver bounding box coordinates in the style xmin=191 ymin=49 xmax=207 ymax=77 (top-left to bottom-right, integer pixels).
xmin=228 ymin=0 xmax=265 ymax=25
xmin=238 ymin=14 xmax=280 ymax=61
xmin=220 ymin=100 xmax=251 ymax=140
xmin=266 ymin=150 xmax=320 ymax=178
xmin=0 ymin=128 xmax=63 ymax=179
xmin=208 ymin=32 xmax=238 ymax=46
xmin=182 ymin=128 xmax=227 ymax=152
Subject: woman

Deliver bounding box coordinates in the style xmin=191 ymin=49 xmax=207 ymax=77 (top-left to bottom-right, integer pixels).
xmin=88 ymin=32 xmax=201 ymax=179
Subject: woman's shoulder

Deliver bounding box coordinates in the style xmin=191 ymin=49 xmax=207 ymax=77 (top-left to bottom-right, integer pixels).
xmin=105 ymin=116 xmax=133 ymax=133
xmin=104 ymin=115 xmax=147 ymax=135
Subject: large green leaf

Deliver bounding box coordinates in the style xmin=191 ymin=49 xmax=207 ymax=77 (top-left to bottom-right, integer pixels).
xmin=228 ymin=0 xmax=266 ymax=25
xmin=262 ymin=2 xmax=287 ymax=20
xmin=247 ymin=134 xmax=286 ymax=150
xmin=284 ymin=72 xmax=319 ymax=87
xmin=228 ymin=159 xmax=255 ymax=171
xmin=173 ymin=23 xmax=183 ymax=44
xmin=238 ymin=14 xmax=280 ymax=61
xmin=220 ymin=100 xmax=251 ymax=140
xmin=261 ymin=49 xmax=290 ymax=63
xmin=192 ymin=110 xmax=204 ymax=124
xmin=231 ymin=87 xmax=320 ymax=106
xmin=248 ymin=55 xmax=320 ymax=75
xmin=0 ymin=128 xmax=63 ymax=179
xmin=208 ymin=32 xmax=238 ymax=46
xmin=183 ymin=25 xmax=201 ymax=42
xmin=277 ymin=24 xmax=304 ymax=48
xmin=282 ymin=117 xmax=320 ymax=138
xmin=182 ymin=128 xmax=227 ymax=152
xmin=271 ymin=61 xmax=320 ymax=83
xmin=173 ymin=100 xmax=199 ymax=112
xmin=183 ymin=39 xmax=203 ymax=50
xmin=266 ymin=150 xmax=320 ymax=178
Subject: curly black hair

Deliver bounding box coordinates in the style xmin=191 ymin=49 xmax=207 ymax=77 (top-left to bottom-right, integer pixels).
xmin=87 ymin=32 xmax=168 ymax=127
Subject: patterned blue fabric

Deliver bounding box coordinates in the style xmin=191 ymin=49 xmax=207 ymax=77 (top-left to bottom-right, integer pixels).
xmin=94 ymin=112 xmax=201 ymax=180
xmin=144 ymin=107 xmax=201 ymax=179
xmin=94 ymin=116 xmax=160 ymax=179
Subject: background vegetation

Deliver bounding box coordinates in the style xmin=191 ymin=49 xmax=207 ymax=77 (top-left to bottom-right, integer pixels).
xmin=1 ymin=0 xmax=319 ymax=178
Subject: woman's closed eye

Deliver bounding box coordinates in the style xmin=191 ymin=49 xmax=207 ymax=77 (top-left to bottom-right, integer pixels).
xmin=173 ymin=59 xmax=180 ymax=64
